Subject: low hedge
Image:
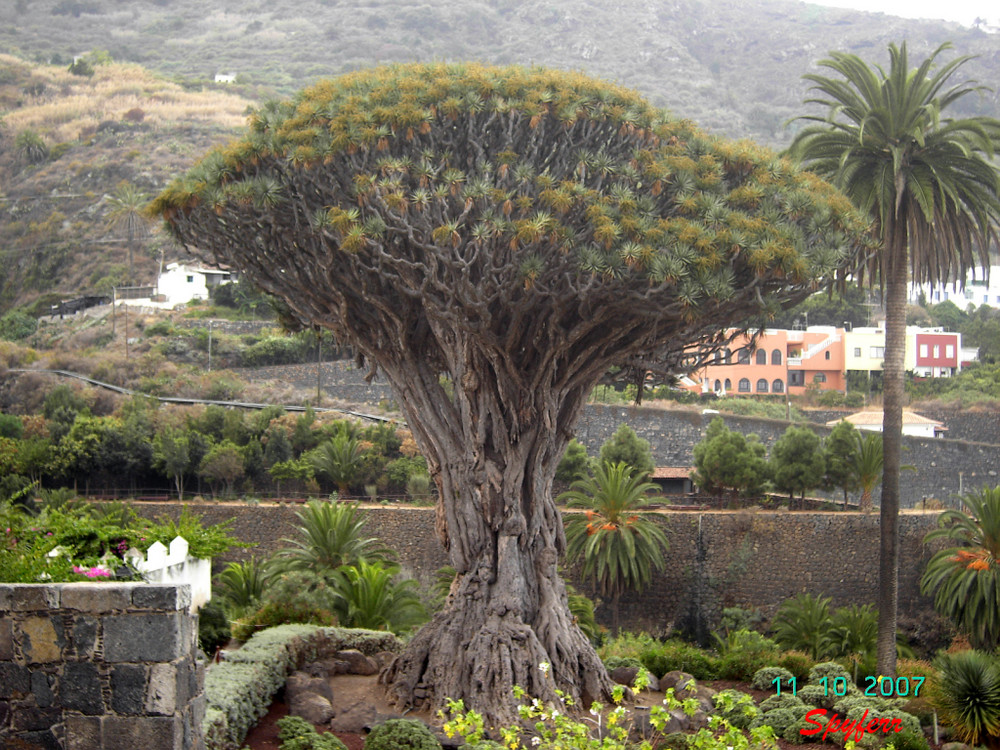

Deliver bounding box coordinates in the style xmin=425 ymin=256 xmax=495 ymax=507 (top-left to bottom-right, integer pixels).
xmin=203 ymin=625 xmax=402 ymax=750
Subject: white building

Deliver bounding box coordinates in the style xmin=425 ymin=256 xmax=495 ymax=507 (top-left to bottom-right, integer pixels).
xmin=910 ymin=265 xmax=1000 ymax=308
xmin=826 ymin=411 xmax=946 ymax=438
xmin=156 ymin=262 xmax=232 ymax=307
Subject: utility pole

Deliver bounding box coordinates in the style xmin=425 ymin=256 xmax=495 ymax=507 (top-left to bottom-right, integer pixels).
xmin=316 ymin=328 xmax=322 ymax=403
xmin=207 ymin=320 xmax=213 ymax=372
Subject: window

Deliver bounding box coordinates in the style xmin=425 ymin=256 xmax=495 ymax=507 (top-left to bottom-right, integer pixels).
xmin=854 ymin=347 xmax=861 ymax=357
xmin=772 ymin=379 xmax=785 ymax=393
xmin=714 ymin=350 xmax=722 ymax=364
xmin=186 ymin=275 xmax=194 ymax=283
xmin=724 ymin=349 xmax=732 ymax=365
xmin=870 ymin=346 xmax=885 ymax=359
xmin=825 ymin=351 xmax=831 ymax=360
xmin=756 ymin=379 xmax=769 ymax=393
xmin=946 ymin=344 xmax=955 ymax=358
xmin=714 ymin=379 xmax=722 ymax=392
xmin=738 ymin=348 xmax=751 ymax=364
xmin=738 ymin=378 xmax=751 ymax=392
xmin=725 ymin=379 xmax=732 ymax=391
xmin=771 ymin=349 xmax=782 ymax=366
xmin=756 ymin=350 xmax=767 ymax=365
xmin=788 ymin=371 xmax=804 ymax=387
xmin=813 ymin=373 xmax=827 ymax=383
xmin=919 ymin=344 xmax=928 ymax=357
xmin=933 ymin=345 xmax=940 ymax=358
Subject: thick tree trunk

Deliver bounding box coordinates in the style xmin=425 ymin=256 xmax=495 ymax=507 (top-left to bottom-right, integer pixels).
xmin=376 ymin=354 xmax=616 ymax=728
xmin=877 ymin=229 xmax=907 ymax=678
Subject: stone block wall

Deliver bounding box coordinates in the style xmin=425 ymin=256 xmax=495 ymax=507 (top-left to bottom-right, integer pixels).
xmin=0 ymin=583 xmax=205 ymax=750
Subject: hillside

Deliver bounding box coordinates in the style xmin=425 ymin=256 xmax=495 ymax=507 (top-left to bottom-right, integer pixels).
xmin=0 ymin=55 xmax=251 ymax=311
xmin=2 ymin=0 xmax=999 ymax=145
xmin=1 ymin=0 xmax=999 ymax=313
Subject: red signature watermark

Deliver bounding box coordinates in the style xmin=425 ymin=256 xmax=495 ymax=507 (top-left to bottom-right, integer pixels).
xmin=801 ymin=708 xmax=905 ymax=742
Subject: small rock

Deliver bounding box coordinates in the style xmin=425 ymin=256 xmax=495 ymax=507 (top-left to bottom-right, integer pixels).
xmin=667 ymin=708 xmax=691 ymax=732
xmin=285 ymin=672 xmax=334 ymax=704
xmin=659 ymin=670 xmax=696 ymax=695
xmin=610 ymin=665 xmax=640 ymax=686
xmin=302 ymin=662 xmax=332 ymax=679
xmin=331 ymin=701 xmax=377 ymax=733
xmin=290 ymin=692 xmax=335 ymax=724
xmin=373 ymin=651 xmax=398 ymax=669
xmin=336 ymin=649 xmax=379 ymax=676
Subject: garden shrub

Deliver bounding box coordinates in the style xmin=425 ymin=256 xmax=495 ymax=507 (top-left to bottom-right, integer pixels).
xmin=603 ymin=656 xmax=643 ymax=671
xmin=198 ymin=599 xmax=232 ymax=655
xmin=715 ymin=629 xmax=780 ymax=681
xmin=890 ymin=729 xmax=930 ymax=750
xmin=749 ymin=707 xmax=799 ymax=735
xmin=758 ymin=693 xmax=804 ymax=714
xmin=712 ymin=689 xmax=758 ymax=730
xmin=203 ymin=625 xmax=402 ymax=750
xmin=363 ymin=719 xmax=442 ymax=750
xmin=751 ymin=665 xmax=796 ymax=692
xmin=277 ymin=715 xmax=349 ymax=750
xmin=660 ymin=732 xmax=690 ymax=750
xmin=796 ymin=684 xmax=833 ymax=710
xmin=777 ymin=650 xmax=815 ymax=680
xmin=808 ymin=661 xmax=856 ymax=689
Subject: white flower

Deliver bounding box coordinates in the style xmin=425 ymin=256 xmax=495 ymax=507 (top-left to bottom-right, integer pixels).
xmin=589 ymin=707 xmax=599 ymax=716
xmin=531 ymin=737 xmax=542 ymax=746
xmin=539 ymin=662 xmax=551 ymax=675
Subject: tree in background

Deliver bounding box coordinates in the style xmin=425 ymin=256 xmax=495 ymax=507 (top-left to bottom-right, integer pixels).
xmin=198 ymin=440 xmax=244 ymax=497
xmin=691 ymin=416 xmax=768 ymax=500
xmin=824 ymin=419 xmax=860 ymax=508
xmin=853 ymin=432 xmax=883 ymax=513
xmin=562 ymin=461 xmax=668 ymax=635
xmin=921 ymin=486 xmax=1000 ymax=650
xmin=106 ymin=182 xmax=150 ymax=284
xmin=769 ymin=425 xmax=825 ymax=506
xmin=310 ymin=433 xmax=363 ymax=496
xmin=788 ymin=42 xmax=1000 ymax=677
xmin=599 ymin=424 xmax=655 ymax=479
xmin=555 ymin=438 xmax=592 ymax=484
xmin=154 ymin=63 xmax=864 ymax=721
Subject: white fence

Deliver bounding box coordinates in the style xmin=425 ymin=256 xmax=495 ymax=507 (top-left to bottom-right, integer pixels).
xmin=125 ymin=536 xmax=212 ymax=611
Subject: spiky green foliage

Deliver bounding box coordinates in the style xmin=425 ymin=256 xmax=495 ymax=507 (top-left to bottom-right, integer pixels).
xmin=562 ymin=461 xmax=669 ymax=633
xmin=772 ymin=593 xmax=833 ymax=660
xmin=932 ymin=650 xmax=1000 ymax=750
xmin=853 ymin=431 xmax=883 ymax=513
xmin=271 ymin=500 xmax=391 ymax=578
xmin=921 ymin=486 xmax=1000 ymax=650
xmin=309 ymin=434 xmax=363 ymax=495
xmin=332 ymin=560 xmax=428 ymax=634
xmin=215 ymin=558 xmax=271 ymax=616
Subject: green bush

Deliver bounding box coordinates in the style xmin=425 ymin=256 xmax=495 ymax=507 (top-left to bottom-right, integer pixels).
xmin=660 ymin=732 xmax=690 ymax=750
xmin=603 ymin=656 xmax=643 ymax=671
xmin=363 ymin=719 xmax=442 ymax=750
xmin=231 ymin=600 xmax=335 ymax=642
xmin=796 ymin=684 xmax=833 ymax=710
xmin=750 ymin=707 xmax=799 ymax=735
xmin=758 ymin=693 xmax=805 ymax=713
xmin=712 ymin=689 xmax=759 ymax=730
xmin=646 ymin=638 xmax=718 ymax=680
xmin=715 ymin=629 xmax=780 ymax=681
xmin=277 ymin=714 xmax=348 ymax=750
xmin=808 ymin=661 xmax=856 ymax=688
xmin=777 ymin=650 xmax=815 ymax=680
xmin=198 ymin=599 xmax=232 ymax=655
xmin=843 ymin=392 xmax=865 ymax=408
xmin=752 ymin=666 xmax=797 ymax=692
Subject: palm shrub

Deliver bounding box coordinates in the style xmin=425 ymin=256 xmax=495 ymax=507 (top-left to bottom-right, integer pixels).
xmin=332 ymin=560 xmax=427 ymax=634
xmin=310 ymin=433 xmax=363 ymax=495
xmin=772 ymin=593 xmax=833 ymax=660
xmin=271 ymin=500 xmax=391 ymax=579
xmin=562 ymin=461 xmax=668 ymax=634
xmin=828 ymin=603 xmax=878 ymax=682
xmin=215 ymin=558 xmax=270 ymax=618
xmin=932 ymin=649 xmax=1000 ymax=749
xmin=921 ymin=486 xmax=1000 ymax=650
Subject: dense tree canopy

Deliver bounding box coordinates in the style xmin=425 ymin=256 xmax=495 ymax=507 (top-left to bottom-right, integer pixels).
xmin=154 ymin=63 xmax=865 ymax=723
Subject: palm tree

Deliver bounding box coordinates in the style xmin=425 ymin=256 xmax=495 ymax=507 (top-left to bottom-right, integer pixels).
xmin=332 ymin=560 xmax=427 ymax=634
xmin=853 ymin=432 xmax=883 ymax=513
xmin=106 ymin=182 xmax=150 ymax=284
xmin=561 ymin=461 xmax=669 ymax=635
xmin=921 ymin=486 xmax=1000 ymax=650
xmin=310 ymin=433 xmax=363 ymax=496
xmin=788 ymin=42 xmax=1000 ymax=678
xmin=271 ymin=500 xmax=391 ymax=579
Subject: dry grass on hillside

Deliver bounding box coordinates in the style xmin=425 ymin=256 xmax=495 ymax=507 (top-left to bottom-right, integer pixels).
xmin=1 ymin=55 xmax=250 ymax=143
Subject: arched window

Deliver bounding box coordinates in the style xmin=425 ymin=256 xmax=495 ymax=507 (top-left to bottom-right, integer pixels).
xmin=825 ymin=351 xmax=831 ymax=360
xmin=813 ymin=373 xmax=827 ymax=383
xmin=756 ymin=378 xmax=769 ymax=393
xmin=771 ymin=349 xmax=782 ymax=365
xmin=724 ymin=349 xmax=732 ymax=365
xmin=714 ymin=350 xmax=722 ymax=364
xmin=772 ymin=379 xmax=785 ymax=393
xmin=724 ymin=379 xmax=732 ymax=391
xmin=755 ymin=350 xmax=767 ymax=365
xmin=738 ymin=348 xmax=751 ymax=364
xmin=738 ymin=378 xmax=751 ymax=392
xmin=714 ymin=379 xmax=722 ymax=392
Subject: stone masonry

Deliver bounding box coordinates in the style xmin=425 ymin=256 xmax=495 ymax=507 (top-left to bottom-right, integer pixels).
xmin=0 ymin=583 xmax=205 ymax=750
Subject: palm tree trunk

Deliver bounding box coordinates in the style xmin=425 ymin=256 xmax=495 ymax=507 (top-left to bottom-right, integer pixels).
xmin=612 ymin=589 xmax=621 ymax=637
xmin=877 ymin=228 xmax=907 ymax=678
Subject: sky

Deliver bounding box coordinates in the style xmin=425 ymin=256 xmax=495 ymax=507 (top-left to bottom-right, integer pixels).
xmin=815 ymin=0 xmax=995 ymax=26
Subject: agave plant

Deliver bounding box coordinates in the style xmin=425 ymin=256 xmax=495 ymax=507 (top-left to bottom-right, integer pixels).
xmin=933 ymin=649 xmax=1000 ymax=749
xmin=921 ymin=486 xmax=1000 ymax=650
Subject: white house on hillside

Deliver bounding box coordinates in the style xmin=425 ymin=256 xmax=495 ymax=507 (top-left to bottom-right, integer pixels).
xmin=156 ymin=262 xmax=232 ymax=307
xmin=826 ymin=410 xmax=946 ymax=438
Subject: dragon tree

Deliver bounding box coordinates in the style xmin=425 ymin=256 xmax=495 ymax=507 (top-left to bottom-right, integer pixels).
xmin=153 ymin=63 xmax=865 ymax=724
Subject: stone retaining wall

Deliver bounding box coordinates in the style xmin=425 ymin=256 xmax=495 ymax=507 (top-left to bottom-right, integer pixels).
xmin=130 ymin=503 xmax=942 ymax=636
xmin=0 ymin=583 xmax=204 ymax=750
